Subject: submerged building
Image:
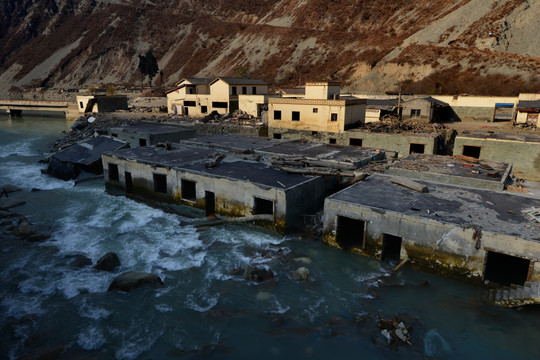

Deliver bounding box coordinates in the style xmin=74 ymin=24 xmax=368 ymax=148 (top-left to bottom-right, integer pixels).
xmin=323 ymin=174 xmax=540 ymax=287
xmin=102 ymin=144 xmax=337 ymax=233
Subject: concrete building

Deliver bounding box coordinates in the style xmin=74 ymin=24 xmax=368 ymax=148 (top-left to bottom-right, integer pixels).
xmin=386 ymin=154 xmax=511 ymax=191
xmin=401 ymin=97 xmax=449 ymax=123
xmin=268 ymin=82 xmax=366 ymax=140
xmin=166 ymin=78 xmax=212 ymax=114
xmin=181 ymin=134 xmax=385 ymax=168
xmin=76 ymin=95 xmax=129 ymax=113
xmin=166 ymin=77 xmax=268 ymax=117
xmin=108 ymin=123 xmax=196 ymax=148
xmin=323 ymin=173 xmax=540 ymax=287
xmin=432 ymin=95 xmax=517 ymax=122
xmin=48 ymin=136 xmax=128 ymax=180
xmin=454 ymin=132 xmax=540 ymax=181
xmin=102 ymin=144 xmax=337 ymax=233
xmin=365 ymin=99 xmax=398 ymax=123
xmin=344 ymin=130 xmax=441 ymax=157
xmin=515 ymin=100 xmax=540 ymax=126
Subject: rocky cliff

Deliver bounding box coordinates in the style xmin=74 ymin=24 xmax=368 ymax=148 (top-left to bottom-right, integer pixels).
xmin=1 ymin=0 xmax=539 ymax=95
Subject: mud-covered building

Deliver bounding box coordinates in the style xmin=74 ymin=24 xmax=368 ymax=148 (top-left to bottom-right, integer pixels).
xmin=323 ymin=173 xmax=540 ymax=287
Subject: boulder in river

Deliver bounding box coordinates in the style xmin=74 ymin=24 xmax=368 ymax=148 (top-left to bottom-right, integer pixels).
xmin=243 ymin=265 xmax=274 ymax=282
xmin=107 ymin=271 xmax=164 ymax=292
xmin=291 ymin=267 xmax=310 ymax=281
xmin=94 ymin=252 xmax=121 ymax=272
xmin=66 ymin=254 xmax=93 ymax=268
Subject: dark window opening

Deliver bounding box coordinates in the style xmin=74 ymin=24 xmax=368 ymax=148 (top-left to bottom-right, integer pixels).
xmin=232 ymin=87 xmax=237 ymax=95
xmin=336 ymin=216 xmax=365 ymax=251
xmin=205 ymin=191 xmax=215 ymax=217
xmin=381 ymin=234 xmax=402 ymax=264
xmin=252 ymin=87 xmax=257 ymax=94
xmin=329 ymin=138 xmax=337 ymax=144
xmin=313 ymin=108 xmax=318 ymax=113
xmin=331 ymin=113 xmax=338 ymax=121
xmin=184 ymin=100 xmax=196 ymax=107
xmin=242 ymin=86 xmax=247 ymax=95
xmin=484 ymin=251 xmax=530 ymax=286
xmin=349 ymin=138 xmax=363 ymax=146
xmin=139 ymin=138 xmax=147 ymax=147
xmin=111 ymin=133 xmax=118 ymax=138
xmin=108 ymin=163 xmax=119 ymax=181
xmin=254 ymin=197 xmax=274 ymax=215
xmin=153 ymin=173 xmax=167 ymax=194
xmin=189 ymin=88 xmax=194 ymax=94
xmin=201 ymin=106 xmax=207 ymax=114
xmin=79 ymin=101 xmax=84 ymax=109
xmin=463 ymin=145 xmax=481 ymax=159
xmin=410 ymin=109 xmax=421 ymax=118
xmin=181 ymin=179 xmax=196 ymax=201
xmin=274 ymin=110 xmax=282 ymax=120
xmin=212 ymin=102 xmax=228 ymax=109
xmin=312 ymin=131 xmax=318 ymax=135
xmin=273 ymin=133 xmax=282 ymax=139
xmin=292 ymin=111 xmax=300 ymax=121
xmin=409 ymin=143 xmax=425 ymax=154
xmin=125 ymin=172 xmax=133 ymax=193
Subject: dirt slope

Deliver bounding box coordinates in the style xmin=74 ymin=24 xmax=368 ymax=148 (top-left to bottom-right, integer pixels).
xmin=0 ymin=0 xmax=539 ymax=95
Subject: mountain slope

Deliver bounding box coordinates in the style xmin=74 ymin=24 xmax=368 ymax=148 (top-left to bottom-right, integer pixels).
xmin=1 ymin=0 xmax=539 ymax=95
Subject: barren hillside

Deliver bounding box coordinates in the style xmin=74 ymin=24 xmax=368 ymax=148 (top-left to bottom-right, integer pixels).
xmin=1 ymin=0 xmax=539 ymax=95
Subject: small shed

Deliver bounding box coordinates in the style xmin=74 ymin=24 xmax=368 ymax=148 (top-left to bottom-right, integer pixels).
xmin=76 ymin=95 xmax=129 ymax=113
xmin=401 ymin=97 xmax=449 ymax=123
xmin=515 ymin=100 xmax=540 ymax=126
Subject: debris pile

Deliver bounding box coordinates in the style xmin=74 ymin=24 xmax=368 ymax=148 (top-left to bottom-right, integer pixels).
xmin=200 ymin=110 xmax=262 ymax=125
xmin=358 ymin=116 xmax=445 ymax=134
xmin=378 ymin=316 xmax=413 ymax=346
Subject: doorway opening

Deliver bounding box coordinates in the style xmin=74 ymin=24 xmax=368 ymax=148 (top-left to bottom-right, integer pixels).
xmin=336 ymin=216 xmax=365 ymax=251
xmin=181 ymin=179 xmax=196 ymax=201
xmin=349 ymin=138 xmax=363 ymax=146
xmin=153 ymin=173 xmax=167 ymax=193
xmin=253 ymin=197 xmax=274 ymax=215
xmin=108 ymin=163 xmax=119 ymax=181
xmin=381 ymin=234 xmax=402 ymax=263
xmin=139 ymin=138 xmax=147 ymax=147
xmin=462 ymin=145 xmax=481 ymax=159
xmin=125 ymin=172 xmax=133 ymax=193
xmin=409 ymin=143 xmax=425 ymax=154
xmin=205 ymin=191 xmax=215 ymax=217
xmin=484 ymin=250 xmax=531 ymax=286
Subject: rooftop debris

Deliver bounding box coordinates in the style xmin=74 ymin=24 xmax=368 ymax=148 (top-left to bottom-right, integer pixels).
xmin=522 ymin=207 xmax=540 ymax=223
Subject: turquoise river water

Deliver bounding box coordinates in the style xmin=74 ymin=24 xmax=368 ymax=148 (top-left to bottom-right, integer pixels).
xmin=1 ymin=115 xmax=540 ymax=359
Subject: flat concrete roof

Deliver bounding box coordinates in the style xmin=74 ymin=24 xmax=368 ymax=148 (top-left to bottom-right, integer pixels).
xmin=346 ymin=129 xmax=439 ymax=137
xmin=55 ymin=136 xmax=127 ymax=165
xmin=104 ymin=144 xmax=221 ymax=167
xmin=182 ymin=135 xmax=283 ymax=151
xmin=179 ymin=157 xmax=315 ymax=189
xmin=183 ymin=135 xmax=381 ymax=163
xmin=329 ymin=174 xmax=540 ymax=241
xmin=109 ymin=123 xmax=193 ymax=135
xmin=104 ymin=144 xmax=316 ymax=189
xmin=457 ymin=132 xmax=540 ymax=144
xmin=387 ymin=154 xmax=509 ymax=183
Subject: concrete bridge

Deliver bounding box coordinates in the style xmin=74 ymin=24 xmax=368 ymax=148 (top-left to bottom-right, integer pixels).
xmin=0 ymin=99 xmax=80 ymax=120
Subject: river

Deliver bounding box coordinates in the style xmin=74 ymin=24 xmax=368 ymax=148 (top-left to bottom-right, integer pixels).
xmin=1 ymin=115 xmax=539 ymax=359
